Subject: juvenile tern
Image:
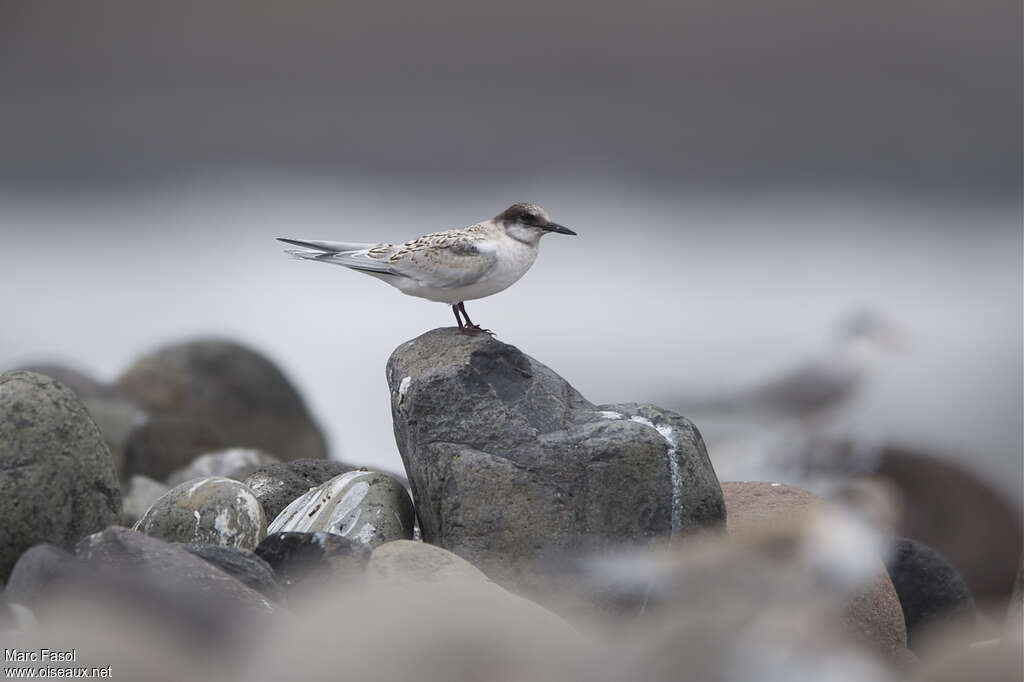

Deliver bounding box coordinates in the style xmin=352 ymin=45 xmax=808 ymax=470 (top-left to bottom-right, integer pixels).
xmin=278 ymin=203 xmax=575 ymax=333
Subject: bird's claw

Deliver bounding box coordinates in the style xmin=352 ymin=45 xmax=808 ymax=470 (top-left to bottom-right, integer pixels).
xmin=461 ymin=325 xmax=495 ymax=336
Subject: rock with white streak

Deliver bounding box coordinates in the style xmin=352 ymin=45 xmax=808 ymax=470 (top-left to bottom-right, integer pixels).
xmin=135 ymin=476 xmax=266 ymax=550
xmin=268 ymin=471 xmax=414 ymax=549
xmin=244 ymin=458 xmax=356 ymax=521
xmin=386 ymin=329 xmax=725 ymax=590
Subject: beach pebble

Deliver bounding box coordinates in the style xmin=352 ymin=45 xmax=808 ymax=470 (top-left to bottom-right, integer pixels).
xmin=135 ymin=476 xmax=266 ymax=550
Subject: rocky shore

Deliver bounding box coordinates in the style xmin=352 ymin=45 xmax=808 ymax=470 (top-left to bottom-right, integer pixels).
xmin=1 ymin=331 xmax=1020 ymax=682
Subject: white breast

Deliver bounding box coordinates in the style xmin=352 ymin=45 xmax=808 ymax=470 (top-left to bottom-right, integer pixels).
xmin=394 ymin=234 xmax=539 ymax=304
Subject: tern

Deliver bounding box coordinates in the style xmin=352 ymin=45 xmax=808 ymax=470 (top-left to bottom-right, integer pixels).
xmin=278 ymin=203 xmax=576 ymax=334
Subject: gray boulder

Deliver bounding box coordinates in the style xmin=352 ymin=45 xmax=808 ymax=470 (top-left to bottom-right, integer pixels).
xmin=0 ymin=371 xmax=122 ymax=580
xmin=268 ymin=470 xmax=414 ymax=549
xmin=166 ymin=448 xmax=280 ymax=487
xmin=115 ymin=338 xmax=328 ymax=461
xmin=244 ymin=458 xmax=356 ymax=521
xmin=135 ymin=476 xmax=266 ymax=550
xmin=386 ymin=329 xmax=725 ymax=589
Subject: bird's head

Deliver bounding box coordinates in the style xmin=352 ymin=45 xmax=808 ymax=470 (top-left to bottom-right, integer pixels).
xmin=495 ymin=203 xmax=576 ymax=244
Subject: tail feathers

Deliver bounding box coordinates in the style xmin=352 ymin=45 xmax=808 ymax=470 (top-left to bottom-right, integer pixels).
xmin=284 ymin=249 xmax=335 ymax=262
xmin=277 ymin=237 xmax=373 ymax=253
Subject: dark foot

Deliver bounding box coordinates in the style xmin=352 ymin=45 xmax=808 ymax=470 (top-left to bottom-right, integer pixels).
xmin=460 ymin=324 xmax=494 ymax=336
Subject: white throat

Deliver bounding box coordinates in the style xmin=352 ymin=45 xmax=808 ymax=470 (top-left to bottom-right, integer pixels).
xmin=502 ymin=222 xmax=543 ymax=246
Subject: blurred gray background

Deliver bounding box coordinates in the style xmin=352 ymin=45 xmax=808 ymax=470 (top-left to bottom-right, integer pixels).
xmin=1 ymin=1 xmax=1020 ymax=503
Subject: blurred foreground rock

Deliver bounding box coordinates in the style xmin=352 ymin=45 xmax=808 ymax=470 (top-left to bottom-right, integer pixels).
xmin=806 ymin=440 xmax=1022 ymax=607
xmin=246 ymin=539 xmax=590 ymax=682
xmin=0 ymin=371 xmax=122 ymax=580
xmin=116 ymin=338 xmax=328 ymax=461
xmin=183 ymin=544 xmax=284 ymax=603
xmin=75 ymin=527 xmax=277 ymax=639
xmin=387 ymin=328 xmax=725 ymax=589
xmin=722 ymin=481 xmax=907 ymax=659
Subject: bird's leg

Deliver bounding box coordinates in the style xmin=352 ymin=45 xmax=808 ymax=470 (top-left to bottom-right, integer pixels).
xmin=452 ymin=304 xmax=465 ymax=330
xmin=457 ymin=302 xmax=493 ymax=336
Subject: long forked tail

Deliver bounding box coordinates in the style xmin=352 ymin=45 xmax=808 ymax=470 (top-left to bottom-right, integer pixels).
xmin=277 ymin=237 xmax=373 ymax=253
xmin=277 ymin=237 xmax=400 ymax=276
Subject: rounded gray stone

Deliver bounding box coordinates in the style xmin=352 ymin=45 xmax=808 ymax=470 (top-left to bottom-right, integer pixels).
xmin=0 ymin=371 xmax=122 ymax=581
xmin=115 ymin=338 xmax=328 ymax=462
xmin=135 ymin=476 xmax=266 ymax=550
xmin=244 ymin=458 xmax=356 ymax=521
xmin=268 ymin=470 xmax=414 ymax=549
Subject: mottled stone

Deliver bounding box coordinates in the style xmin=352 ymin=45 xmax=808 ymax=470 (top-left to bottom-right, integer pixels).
xmin=167 ymin=448 xmax=280 ymax=487
xmin=269 ymin=471 xmax=414 ymax=549
xmin=254 ymin=531 xmax=368 ymax=589
xmin=387 ymin=329 xmax=724 ymax=589
xmin=116 ymin=339 xmax=328 ymax=461
xmin=0 ymin=371 xmax=122 ymax=580
xmin=135 ymin=477 xmax=266 ymax=550
xmin=244 ymin=458 xmax=356 ymax=521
